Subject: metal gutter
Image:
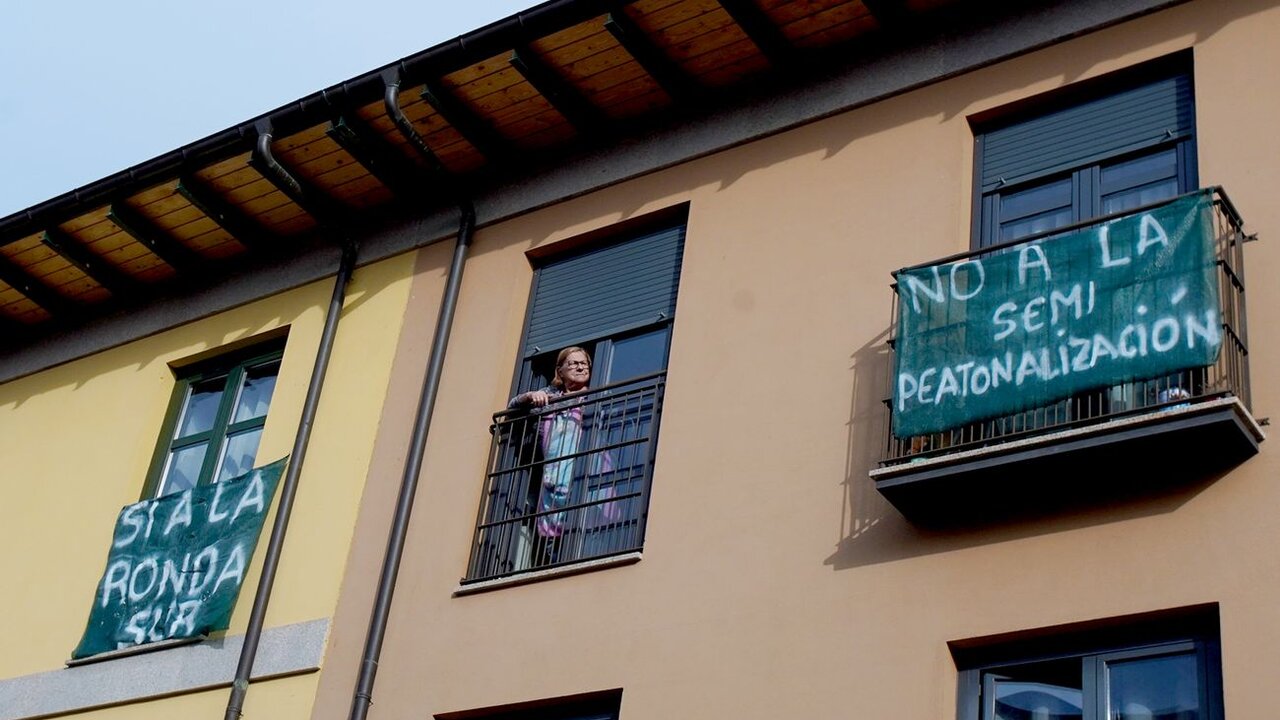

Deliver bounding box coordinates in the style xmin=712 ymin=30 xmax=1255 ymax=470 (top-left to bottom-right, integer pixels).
xmin=222 ymin=132 xmax=360 ymax=720
xmin=0 ymin=0 xmax=603 ymax=245
xmin=348 ymin=199 xmax=474 ymax=720
xmin=343 ymin=81 xmax=476 ymax=720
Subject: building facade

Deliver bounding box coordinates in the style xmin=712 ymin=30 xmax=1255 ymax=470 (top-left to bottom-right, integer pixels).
xmin=1 ymin=0 xmax=1276 ymax=718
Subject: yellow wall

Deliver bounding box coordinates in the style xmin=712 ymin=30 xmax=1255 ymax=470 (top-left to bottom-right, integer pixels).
xmin=313 ymin=0 xmax=1280 ymax=718
xmin=0 ymin=249 xmax=414 ymax=712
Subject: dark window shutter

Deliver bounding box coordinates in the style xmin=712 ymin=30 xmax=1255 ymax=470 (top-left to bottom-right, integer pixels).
xmin=980 ymin=72 xmax=1194 ymax=192
xmin=523 ymin=225 xmax=685 ymax=357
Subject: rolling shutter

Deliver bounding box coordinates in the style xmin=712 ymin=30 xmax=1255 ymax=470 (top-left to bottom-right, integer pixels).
xmin=523 ymin=224 xmax=685 ymax=357
xmin=980 ymin=72 xmax=1194 ymax=192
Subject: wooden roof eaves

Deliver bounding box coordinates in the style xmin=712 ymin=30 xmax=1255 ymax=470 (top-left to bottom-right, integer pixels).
xmin=326 ymin=114 xmax=435 ymax=199
xmin=107 ymin=203 xmax=205 ymax=276
xmin=421 ymin=80 xmax=512 ymax=161
xmin=41 ymin=228 xmax=141 ymax=299
xmin=0 ymin=0 xmax=922 ymax=259
xmin=177 ymin=176 xmax=276 ymax=252
xmin=605 ymin=11 xmax=702 ymax=105
xmin=0 ymin=0 xmax=618 ymax=248
xmin=717 ymin=0 xmax=800 ymax=71
xmin=510 ymin=46 xmax=610 ymax=140
xmin=0 ymin=255 xmax=74 ymax=317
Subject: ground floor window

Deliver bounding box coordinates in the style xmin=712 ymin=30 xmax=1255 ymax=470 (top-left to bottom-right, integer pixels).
xmin=953 ymin=606 xmax=1222 ymax=720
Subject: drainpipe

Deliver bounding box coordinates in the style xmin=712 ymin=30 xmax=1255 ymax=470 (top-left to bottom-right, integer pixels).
xmin=223 ymin=131 xmax=360 ymax=720
xmin=347 ymin=74 xmax=476 ymax=720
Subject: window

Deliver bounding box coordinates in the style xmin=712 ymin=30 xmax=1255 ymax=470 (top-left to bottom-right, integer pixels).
xmin=143 ymin=343 xmax=283 ymax=498
xmin=465 ymin=211 xmax=686 ymax=583
xmin=953 ymin=608 xmax=1223 ymax=720
xmin=974 ymin=57 xmax=1196 ymax=248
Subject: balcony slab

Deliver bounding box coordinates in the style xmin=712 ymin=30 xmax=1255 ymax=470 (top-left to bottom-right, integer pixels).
xmin=871 ymin=396 xmax=1264 ymax=524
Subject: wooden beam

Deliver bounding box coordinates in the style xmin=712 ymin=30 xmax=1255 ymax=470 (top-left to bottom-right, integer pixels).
xmin=717 ymin=0 xmax=798 ymax=71
xmin=326 ymin=115 xmax=432 ymax=198
xmin=509 ymin=46 xmax=609 ymax=139
xmin=604 ymin=12 xmax=700 ymax=105
xmin=861 ymin=0 xmax=912 ymax=31
xmin=107 ymin=203 xmax=204 ymax=275
xmin=41 ymin=228 xmax=140 ymax=299
xmin=0 ymin=255 xmax=74 ymax=317
xmin=421 ymin=80 xmax=510 ymax=161
xmin=177 ymin=176 xmax=274 ymax=252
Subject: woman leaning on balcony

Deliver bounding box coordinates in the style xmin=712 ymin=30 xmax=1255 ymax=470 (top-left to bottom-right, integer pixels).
xmin=509 ymin=346 xmax=620 ymax=551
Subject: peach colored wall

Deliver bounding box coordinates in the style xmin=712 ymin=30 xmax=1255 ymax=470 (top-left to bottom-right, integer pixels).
xmin=314 ymin=0 xmax=1280 ymax=717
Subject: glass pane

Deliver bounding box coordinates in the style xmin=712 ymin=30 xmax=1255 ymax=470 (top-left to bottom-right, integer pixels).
xmin=1100 ymin=149 xmax=1178 ymax=194
xmin=606 ymin=329 xmax=668 ymax=383
xmin=216 ymin=428 xmax=264 ymax=482
xmin=158 ymin=443 xmax=208 ymax=496
xmin=1107 ymin=652 xmax=1202 ymax=720
xmin=232 ymin=360 xmax=280 ymax=423
xmin=1000 ymin=206 xmax=1074 ymax=243
xmin=175 ymin=377 xmax=226 ymax=438
xmin=1102 ymin=178 xmax=1180 ymax=215
xmin=999 ymin=177 xmax=1073 ymax=222
xmin=986 ymin=658 xmax=1083 ymax=720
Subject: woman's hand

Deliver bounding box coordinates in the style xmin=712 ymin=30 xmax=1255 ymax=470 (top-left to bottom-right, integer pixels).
xmin=523 ymin=390 xmax=552 ymax=407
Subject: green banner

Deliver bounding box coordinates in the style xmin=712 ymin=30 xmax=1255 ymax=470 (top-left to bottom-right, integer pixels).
xmin=893 ymin=192 xmax=1221 ymax=438
xmin=72 ymin=458 xmax=286 ymax=658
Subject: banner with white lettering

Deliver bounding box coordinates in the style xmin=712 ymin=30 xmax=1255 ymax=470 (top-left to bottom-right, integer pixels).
xmin=72 ymin=458 xmax=286 ymax=658
xmin=893 ymin=192 xmax=1220 ymax=438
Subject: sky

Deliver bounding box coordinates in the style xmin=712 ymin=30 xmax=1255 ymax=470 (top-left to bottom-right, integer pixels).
xmin=0 ymin=0 xmax=534 ymax=219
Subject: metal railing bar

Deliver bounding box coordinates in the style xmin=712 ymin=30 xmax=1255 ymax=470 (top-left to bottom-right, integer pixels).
xmin=462 ymin=547 xmax=644 ymax=584
xmin=483 ymin=437 xmax=652 ymax=478
xmin=492 ymin=373 xmax=666 ymax=419
xmin=1213 ymin=186 xmax=1245 ymax=229
xmin=474 ymin=490 xmax=644 ymax=531
xmin=881 ymin=389 xmax=1235 ymax=465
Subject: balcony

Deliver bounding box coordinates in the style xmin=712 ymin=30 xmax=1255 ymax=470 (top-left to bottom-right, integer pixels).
xmin=872 ymin=188 xmax=1264 ymax=523
xmin=463 ymin=372 xmax=665 ymax=584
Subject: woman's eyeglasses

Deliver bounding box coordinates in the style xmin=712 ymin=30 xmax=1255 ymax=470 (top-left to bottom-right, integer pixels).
xmin=560 ymin=361 xmax=590 ymax=369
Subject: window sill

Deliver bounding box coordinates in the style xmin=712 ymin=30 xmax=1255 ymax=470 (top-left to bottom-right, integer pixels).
xmin=454 ymin=552 xmax=642 ymax=597
xmin=65 ymin=635 xmax=204 ymax=667
xmin=0 ymin=618 xmax=326 ymax=720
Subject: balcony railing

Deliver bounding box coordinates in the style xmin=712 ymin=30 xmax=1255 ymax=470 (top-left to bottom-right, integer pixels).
xmin=880 ymin=187 xmax=1252 ymax=467
xmin=464 ymin=372 xmax=666 ymax=583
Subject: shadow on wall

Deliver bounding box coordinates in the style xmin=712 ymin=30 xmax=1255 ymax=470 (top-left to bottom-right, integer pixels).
xmin=0 ymin=276 xmax=380 ymax=411
xmin=826 ymin=322 xmax=1233 ymax=571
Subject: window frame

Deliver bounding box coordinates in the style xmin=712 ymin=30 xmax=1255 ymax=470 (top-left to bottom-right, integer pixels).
xmin=953 ymin=608 xmax=1224 ymax=720
xmin=509 ymin=206 xmax=687 ymax=398
xmin=141 ymin=342 xmax=285 ymax=499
